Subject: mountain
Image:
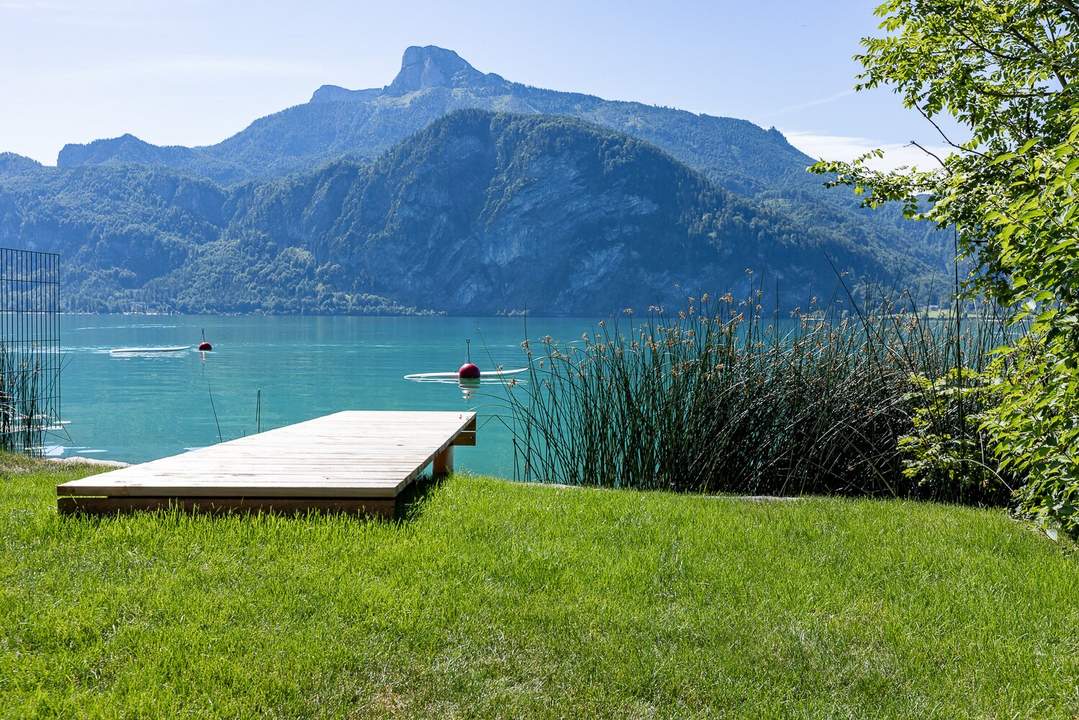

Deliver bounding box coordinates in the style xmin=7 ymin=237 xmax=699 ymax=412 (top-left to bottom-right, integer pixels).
xmin=56 ymin=134 xmax=244 ymax=183
xmin=0 ymin=153 xmax=43 ymax=176
xmin=56 ymin=46 xmax=810 ymax=194
xmin=0 ymin=111 xmax=930 ymax=315
xmin=54 ymin=45 xmax=947 ymax=278
xmin=0 ymin=163 xmax=225 ymax=300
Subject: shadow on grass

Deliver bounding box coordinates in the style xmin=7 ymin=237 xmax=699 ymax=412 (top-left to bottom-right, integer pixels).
xmin=51 ymin=473 xmax=452 ymax=525
xmin=395 ymin=473 xmax=447 ymax=522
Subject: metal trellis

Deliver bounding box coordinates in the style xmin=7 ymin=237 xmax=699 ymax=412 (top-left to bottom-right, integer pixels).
xmin=0 ymin=248 xmax=61 ymax=455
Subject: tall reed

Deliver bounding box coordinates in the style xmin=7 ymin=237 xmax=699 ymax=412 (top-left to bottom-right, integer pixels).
xmin=0 ymin=341 xmax=48 ymax=455
xmin=503 ymin=293 xmax=1009 ymax=503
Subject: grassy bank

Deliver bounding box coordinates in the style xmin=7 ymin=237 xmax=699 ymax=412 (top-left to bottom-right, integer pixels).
xmin=2 ymin=457 xmax=1078 ymax=718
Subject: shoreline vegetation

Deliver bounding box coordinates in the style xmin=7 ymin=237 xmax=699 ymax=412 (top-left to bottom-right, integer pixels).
xmin=2 ymin=285 xmax=1062 ymax=543
xmin=1 ymin=291 xmax=1052 ymax=535
xmin=0 ymin=344 xmax=50 ymax=456
xmin=504 ymin=292 xmax=1018 ymax=507
xmin=2 ymin=456 xmax=1077 ymax=718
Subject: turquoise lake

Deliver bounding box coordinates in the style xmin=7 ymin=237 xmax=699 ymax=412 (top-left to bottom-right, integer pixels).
xmin=54 ymin=315 xmax=594 ymax=476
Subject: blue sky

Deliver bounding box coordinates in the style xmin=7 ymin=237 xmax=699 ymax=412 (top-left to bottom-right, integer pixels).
xmin=1 ymin=0 xmax=951 ymax=168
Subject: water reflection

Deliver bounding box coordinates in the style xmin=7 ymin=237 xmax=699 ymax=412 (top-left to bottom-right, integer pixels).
xmin=402 ymin=375 xmax=517 ymax=401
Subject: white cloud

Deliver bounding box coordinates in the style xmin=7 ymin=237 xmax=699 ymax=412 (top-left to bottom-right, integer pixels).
xmin=781 ymin=130 xmax=952 ymax=172
xmin=770 ymin=89 xmax=856 ymax=117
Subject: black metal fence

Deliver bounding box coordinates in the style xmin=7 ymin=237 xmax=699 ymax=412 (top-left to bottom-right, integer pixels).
xmin=0 ymin=248 xmax=61 ymax=455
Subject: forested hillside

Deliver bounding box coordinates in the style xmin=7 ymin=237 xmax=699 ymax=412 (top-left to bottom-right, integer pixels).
xmin=0 ymin=111 xmax=940 ymax=314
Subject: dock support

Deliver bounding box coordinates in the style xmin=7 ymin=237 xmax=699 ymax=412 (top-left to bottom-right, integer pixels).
xmin=433 ymin=446 xmax=454 ymax=477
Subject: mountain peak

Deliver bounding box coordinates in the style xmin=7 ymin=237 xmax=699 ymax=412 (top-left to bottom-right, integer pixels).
xmin=387 ymin=46 xmax=495 ymax=93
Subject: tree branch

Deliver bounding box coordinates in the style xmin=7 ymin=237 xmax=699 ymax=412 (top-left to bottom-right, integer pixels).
xmin=951 ymin=21 xmax=1026 ymax=64
xmin=1002 ymin=25 xmax=1069 ymax=88
xmin=1046 ymin=0 xmax=1079 ymax=26
xmin=975 ymin=86 xmax=1052 ymax=100
xmin=910 ymin=141 xmax=947 ymax=168
xmin=914 ymin=104 xmax=988 ymax=158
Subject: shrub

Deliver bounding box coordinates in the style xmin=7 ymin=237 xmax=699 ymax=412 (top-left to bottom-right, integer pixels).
xmin=898 ymin=368 xmax=1012 ymax=505
xmin=986 ymin=334 xmax=1079 ymax=538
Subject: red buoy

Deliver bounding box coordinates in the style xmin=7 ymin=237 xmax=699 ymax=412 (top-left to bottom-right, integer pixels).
xmin=198 ymin=341 xmax=213 ymax=352
xmin=458 ymin=338 xmax=480 ymax=379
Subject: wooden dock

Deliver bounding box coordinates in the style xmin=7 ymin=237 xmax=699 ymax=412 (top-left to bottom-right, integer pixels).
xmin=57 ymin=410 xmax=477 ymax=517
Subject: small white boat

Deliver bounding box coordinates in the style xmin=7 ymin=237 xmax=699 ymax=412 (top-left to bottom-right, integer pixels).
xmin=109 ymin=345 xmax=190 ymax=356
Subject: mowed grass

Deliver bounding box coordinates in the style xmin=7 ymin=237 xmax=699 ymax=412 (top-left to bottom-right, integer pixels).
xmin=2 ymin=457 xmax=1078 ymax=719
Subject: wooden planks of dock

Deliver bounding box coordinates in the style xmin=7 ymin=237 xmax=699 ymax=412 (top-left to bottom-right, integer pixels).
xmin=56 ymin=410 xmax=477 ymax=517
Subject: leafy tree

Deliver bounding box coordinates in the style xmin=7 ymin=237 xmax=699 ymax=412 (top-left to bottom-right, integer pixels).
xmin=812 ymin=0 xmax=1078 ymax=535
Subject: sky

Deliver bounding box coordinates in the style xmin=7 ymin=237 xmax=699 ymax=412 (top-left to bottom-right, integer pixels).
xmin=1 ymin=0 xmax=953 ymax=169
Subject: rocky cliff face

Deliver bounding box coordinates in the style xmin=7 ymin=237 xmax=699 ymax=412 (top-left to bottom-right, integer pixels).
xmin=56 ymin=47 xmax=811 ymax=191
xmin=386 ymin=45 xmax=507 ymax=94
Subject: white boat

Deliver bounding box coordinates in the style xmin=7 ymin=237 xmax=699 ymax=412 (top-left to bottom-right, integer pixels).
xmin=109 ymin=345 xmax=190 ymax=356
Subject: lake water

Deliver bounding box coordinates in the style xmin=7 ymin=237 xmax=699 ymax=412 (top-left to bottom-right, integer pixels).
xmin=54 ymin=315 xmax=594 ymax=476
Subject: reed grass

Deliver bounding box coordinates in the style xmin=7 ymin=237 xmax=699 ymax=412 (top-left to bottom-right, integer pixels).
xmin=0 ymin=342 xmax=49 ymax=456
xmin=504 ymin=292 xmax=1011 ymax=503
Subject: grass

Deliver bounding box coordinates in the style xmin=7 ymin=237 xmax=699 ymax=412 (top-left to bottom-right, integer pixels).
xmin=2 ymin=456 xmax=1078 ymax=718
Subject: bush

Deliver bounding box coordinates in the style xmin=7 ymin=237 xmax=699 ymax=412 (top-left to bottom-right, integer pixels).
xmin=807 ymin=0 xmax=1079 ymax=537
xmin=898 ymin=368 xmax=1013 ymax=505
xmin=986 ymin=334 xmax=1079 ymax=538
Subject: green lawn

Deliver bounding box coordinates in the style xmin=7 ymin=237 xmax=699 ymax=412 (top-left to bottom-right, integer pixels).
xmin=2 ymin=456 xmax=1078 ymax=719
